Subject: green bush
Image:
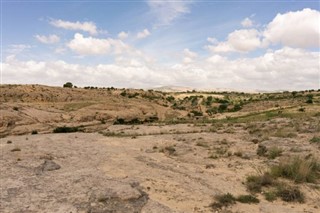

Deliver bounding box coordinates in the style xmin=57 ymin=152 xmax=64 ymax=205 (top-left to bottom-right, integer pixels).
xmin=310 ymin=136 xmax=320 ymax=144
xmin=236 ymin=195 xmax=259 ymax=203
xmin=63 ymin=82 xmax=73 ymax=88
xmin=53 ymin=126 xmax=80 ymax=133
xmin=210 ymin=193 xmax=236 ymax=209
xmin=276 ymin=185 xmax=304 ymax=203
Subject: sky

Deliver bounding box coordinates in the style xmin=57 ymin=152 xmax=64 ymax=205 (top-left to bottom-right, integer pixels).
xmin=1 ymin=0 xmax=319 ymax=91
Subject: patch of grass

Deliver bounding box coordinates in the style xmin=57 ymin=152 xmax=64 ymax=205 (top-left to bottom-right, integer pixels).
xmin=210 ymin=193 xmax=236 ymax=209
xmin=196 ymin=141 xmax=209 ymax=148
xmin=268 ymin=146 xmax=283 ymax=159
xmin=310 ymin=136 xmax=320 ymax=144
xmin=246 ymin=173 xmax=274 ymax=193
xmin=257 ymin=144 xmax=268 ymax=157
xmin=264 ymin=191 xmax=277 ymax=202
xmin=270 ymin=157 xmax=320 ymax=183
xmin=272 ymin=128 xmax=297 ymax=138
xmin=276 ymin=185 xmax=304 ymax=203
xmin=236 ymin=195 xmax=259 ymax=204
xmin=63 ymin=102 xmax=96 ymax=111
xmin=53 ymin=126 xmax=82 ymax=133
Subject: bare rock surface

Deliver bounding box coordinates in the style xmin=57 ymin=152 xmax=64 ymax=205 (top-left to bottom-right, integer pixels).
xmin=1 ymin=129 xmax=319 ymax=213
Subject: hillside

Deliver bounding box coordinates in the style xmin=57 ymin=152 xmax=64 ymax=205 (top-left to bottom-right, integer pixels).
xmin=1 ymin=84 xmax=320 ymax=213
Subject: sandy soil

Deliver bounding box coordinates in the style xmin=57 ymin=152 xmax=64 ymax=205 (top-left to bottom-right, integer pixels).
xmin=1 ymin=124 xmax=319 ymax=212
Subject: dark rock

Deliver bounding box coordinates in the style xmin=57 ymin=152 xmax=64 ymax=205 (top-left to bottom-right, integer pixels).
xmin=37 ymin=160 xmax=61 ymax=173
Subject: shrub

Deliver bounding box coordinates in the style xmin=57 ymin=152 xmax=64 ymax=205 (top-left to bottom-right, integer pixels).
xmin=257 ymin=144 xmax=268 ymax=156
xmin=63 ymin=82 xmax=73 ymax=88
xmin=53 ymin=126 xmax=80 ymax=133
xmin=268 ymin=146 xmax=283 ymax=159
xmin=310 ymin=136 xmax=320 ymax=144
xmin=164 ymin=146 xmax=176 ymax=155
xmin=31 ymin=130 xmax=38 ymax=135
xmin=246 ymin=173 xmax=274 ymax=193
xmin=13 ymin=107 xmax=19 ymax=111
xmin=218 ymin=103 xmax=228 ymax=112
xmin=191 ymin=110 xmax=203 ymax=116
xmin=236 ymin=195 xmax=259 ymax=203
xmin=234 ymin=151 xmax=243 ymax=157
xmin=210 ymin=193 xmax=236 ymax=209
xmin=276 ymin=185 xmax=304 ymax=203
xmin=270 ymin=157 xmax=320 ymax=183
xmin=264 ymin=191 xmax=277 ymax=202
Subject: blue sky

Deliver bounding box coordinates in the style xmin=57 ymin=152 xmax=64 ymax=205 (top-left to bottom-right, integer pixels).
xmin=1 ymin=0 xmax=319 ymax=91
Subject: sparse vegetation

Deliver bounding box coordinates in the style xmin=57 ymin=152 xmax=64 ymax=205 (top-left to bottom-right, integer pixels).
xmin=310 ymin=136 xmax=320 ymax=144
xmin=210 ymin=193 xmax=236 ymax=209
xmin=53 ymin=126 xmax=81 ymax=133
xmin=276 ymin=185 xmax=304 ymax=203
xmin=246 ymin=173 xmax=274 ymax=193
xmin=268 ymin=146 xmax=283 ymax=159
xmin=270 ymin=157 xmax=320 ymax=183
xmin=236 ymin=194 xmax=259 ymax=203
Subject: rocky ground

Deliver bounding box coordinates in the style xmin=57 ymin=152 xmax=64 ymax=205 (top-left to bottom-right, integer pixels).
xmin=1 ymin=85 xmax=320 ymax=212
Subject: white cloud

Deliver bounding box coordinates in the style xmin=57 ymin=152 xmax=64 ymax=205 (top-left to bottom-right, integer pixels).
xmin=6 ymin=44 xmax=32 ymax=54
xmin=50 ymin=19 xmax=98 ymax=35
xmin=241 ymin=17 xmax=253 ymax=27
xmin=147 ymin=0 xmax=192 ymax=26
xmin=67 ymin=33 xmax=112 ymax=55
xmin=183 ymin=48 xmax=198 ymax=64
xmin=118 ymin=31 xmax=128 ymax=40
xmin=207 ymin=37 xmax=218 ymax=44
xmin=35 ymin=34 xmax=60 ymax=44
xmin=208 ymin=29 xmax=263 ymax=53
xmin=184 ymin=48 xmax=197 ymax=58
xmin=66 ymin=33 xmax=151 ymax=61
xmin=137 ymin=29 xmax=151 ymax=39
xmin=263 ymin=8 xmax=320 ymax=48
xmin=2 ymin=47 xmax=318 ymax=91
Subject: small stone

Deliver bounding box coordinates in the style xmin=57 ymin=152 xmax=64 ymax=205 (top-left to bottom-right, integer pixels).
xmin=38 ymin=160 xmax=61 ymax=172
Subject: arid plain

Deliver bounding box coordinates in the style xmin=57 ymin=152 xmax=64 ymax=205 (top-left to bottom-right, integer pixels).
xmin=1 ymin=84 xmax=319 ymax=213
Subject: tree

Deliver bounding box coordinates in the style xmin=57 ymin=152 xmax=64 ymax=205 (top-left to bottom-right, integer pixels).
xmin=63 ymin=82 xmax=73 ymax=88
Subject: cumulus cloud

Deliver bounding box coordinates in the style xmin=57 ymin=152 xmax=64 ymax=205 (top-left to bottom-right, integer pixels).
xmin=118 ymin=31 xmax=129 ymax=40
xmin=263 ymin=8 xmax=320 ymax=48
xmin=241 ymin=17 xmax=253 ymax=27
xmin=66 ymin=33 xmax=152 ymax=62
xmin=207 ymin=8 xmax=319 ymax=53
xmin=67 ymin=33 xmax=112 ymax=55
xmin=207 ymin=29 xmax=263 ymax=53
xmin=35 ymin=34 xmax=60 ymax=44
xmin=147 ymin=0 xmax=192 ymax=26
xmin=2 ymin=47 xmax=318 ymax=91
xmin=50 ymin=19 xmax=98 ymax=35
xmin=136 ymin=29 xmax=151 ymax=39
xmin=183 ymin=48 xmax=198 ymax=64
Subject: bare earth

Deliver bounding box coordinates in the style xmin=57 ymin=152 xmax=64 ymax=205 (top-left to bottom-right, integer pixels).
xmin=1 ymin=85 xmax=320 ymax=212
